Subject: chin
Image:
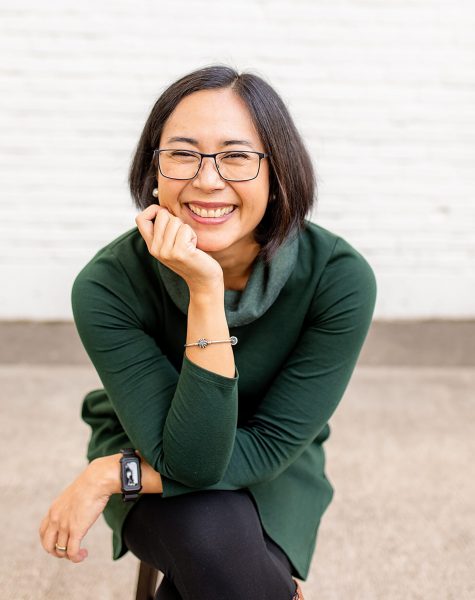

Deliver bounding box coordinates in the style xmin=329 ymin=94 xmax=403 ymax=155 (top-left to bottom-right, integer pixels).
xmin=195 ymin=237 xmax=230 ymax=253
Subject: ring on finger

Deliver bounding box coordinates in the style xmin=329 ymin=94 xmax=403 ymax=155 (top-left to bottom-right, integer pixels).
xmin=55 ymin=542 xmax=67 ymax=552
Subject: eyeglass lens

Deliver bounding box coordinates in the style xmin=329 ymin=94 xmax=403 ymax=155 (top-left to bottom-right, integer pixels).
xmin=159 ymin=150 xmax=261 ymax=181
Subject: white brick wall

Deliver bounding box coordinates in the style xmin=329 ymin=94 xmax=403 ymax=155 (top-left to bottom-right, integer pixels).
xmin=1 ymin=0 xmax=474 ymax=319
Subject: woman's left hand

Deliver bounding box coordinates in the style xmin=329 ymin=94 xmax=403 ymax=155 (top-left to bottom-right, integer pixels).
xmin=38 ymin=461 xmax=111 ymax=563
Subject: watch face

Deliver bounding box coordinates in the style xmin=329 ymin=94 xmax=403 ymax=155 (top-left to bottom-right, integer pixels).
xmin=121 ymin=459 xmax=141 ymax=491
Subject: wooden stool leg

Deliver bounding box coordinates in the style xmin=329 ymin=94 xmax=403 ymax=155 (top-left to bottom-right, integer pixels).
xmin=135 ymin=560 xmax=160 ymax=600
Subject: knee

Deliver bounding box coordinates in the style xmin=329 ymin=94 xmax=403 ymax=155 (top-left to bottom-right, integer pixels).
xmin=171 ymin=491 xmax=261 ymax=567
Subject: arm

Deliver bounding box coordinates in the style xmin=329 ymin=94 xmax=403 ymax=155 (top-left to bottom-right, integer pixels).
xmin=85 ymin=236 xmax=377 ymax=497
xmin=158 ymin=236 xmax=378 ymax=496
xmin=163 ymin=285 xmax=238 ymax=480
xmin=186 ymin=286 xmax=235 ymax=378
xmin=38 ymin=448 xmax=164 ymax=563
xmin=93 ymin=451 xmax=164 ymax=495
xmin=72 ymin=250 xmax=239 ymax=489
xmin=202 ymin=237 xmax=377 ymax=489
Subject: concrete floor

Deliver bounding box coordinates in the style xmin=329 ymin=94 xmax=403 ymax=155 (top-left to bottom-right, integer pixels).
xmin=1 ymin=322 xmax=474 ymax=599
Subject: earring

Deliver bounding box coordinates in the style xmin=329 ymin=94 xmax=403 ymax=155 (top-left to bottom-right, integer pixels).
xmin=152 ymin=188 xmax=158 ymax=198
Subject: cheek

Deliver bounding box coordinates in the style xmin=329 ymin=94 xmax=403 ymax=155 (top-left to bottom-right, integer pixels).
xmin=239 ymin=179 xmax=269 ymax=207
xmin=247 ymin=186 xmax=270 ymax=217
xmin=157 ymin=179 xmax=186 ymax=202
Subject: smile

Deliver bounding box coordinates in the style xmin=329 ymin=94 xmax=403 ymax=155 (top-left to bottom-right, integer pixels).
xmin=185 ymin=203 xmax=237 ymax=224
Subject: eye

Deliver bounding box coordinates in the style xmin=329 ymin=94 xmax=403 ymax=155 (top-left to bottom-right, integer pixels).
xmin=224 ymin=152 xmax=251 ymax=159
xmin=170 ymin=151 xmax=196 ymax=157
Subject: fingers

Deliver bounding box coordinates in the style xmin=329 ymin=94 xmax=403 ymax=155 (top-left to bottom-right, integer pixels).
xmin=135 ymin=204 xmax=162 ymax=247
xmin=136 ymin=205 xmax=189 ymax=262
xmin=39 ymin=512 xmax=85 ymax=563
xmin=149 ymin=207 xmax=172 ymax=258
xmin=54 ymin=528 xmax=69 ymax=559
xmin=66 ymin=531 xmax=88 ymax=563
xmin=154 ymin=214 xmax=183 ymax=258
xmin=175 ymin=222 xmax=197 ymax=251
xmin=41 ymin=515 xmax=66 ymax=559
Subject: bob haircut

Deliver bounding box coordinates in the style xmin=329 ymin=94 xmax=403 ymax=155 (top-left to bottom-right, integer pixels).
xmin=129 ymin=64 xmax=317 ymax=265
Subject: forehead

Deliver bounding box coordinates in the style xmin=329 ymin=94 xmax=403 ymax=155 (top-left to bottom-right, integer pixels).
xmin=160 ymin=88 xmax=262 ymax=147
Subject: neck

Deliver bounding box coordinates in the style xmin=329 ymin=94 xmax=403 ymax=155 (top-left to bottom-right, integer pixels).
xmin=207 ymin=240 xmax=261 ymax=291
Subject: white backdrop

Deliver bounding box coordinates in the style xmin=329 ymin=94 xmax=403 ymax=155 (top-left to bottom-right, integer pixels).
xmin=1 ymin=0 xmax=474 ymax=319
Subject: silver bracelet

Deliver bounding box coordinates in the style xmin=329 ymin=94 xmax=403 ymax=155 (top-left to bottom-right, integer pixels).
xmin=184 ymin=336 xmax=238 ymax=349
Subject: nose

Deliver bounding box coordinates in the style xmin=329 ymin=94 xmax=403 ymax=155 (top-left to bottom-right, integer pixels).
xmin=191 ymin=156 xmax=226 ymax=191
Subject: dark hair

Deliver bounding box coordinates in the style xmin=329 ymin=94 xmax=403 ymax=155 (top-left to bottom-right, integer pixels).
xmin=129 ymin=64 xmax=317 ymax=264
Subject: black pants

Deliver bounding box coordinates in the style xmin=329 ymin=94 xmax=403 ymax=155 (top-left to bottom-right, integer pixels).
xmin=123 ymin=489 xmax=298 ymax=600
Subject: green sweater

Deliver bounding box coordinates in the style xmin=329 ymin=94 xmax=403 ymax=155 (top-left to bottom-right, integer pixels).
xmin=72 ymin=219 xmax=377 ymax=581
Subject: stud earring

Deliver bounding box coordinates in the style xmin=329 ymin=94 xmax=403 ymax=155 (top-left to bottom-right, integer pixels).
xmin=152 ymin=188 xmax=158 ymax=198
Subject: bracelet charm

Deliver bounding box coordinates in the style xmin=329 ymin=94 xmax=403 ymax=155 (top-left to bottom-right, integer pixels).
xmin=184 ymin=336 xmax=238 ymax=349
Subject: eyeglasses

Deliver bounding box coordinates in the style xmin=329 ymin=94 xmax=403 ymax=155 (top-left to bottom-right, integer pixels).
xmin=153 ymin=148 xmax=271 ymax=182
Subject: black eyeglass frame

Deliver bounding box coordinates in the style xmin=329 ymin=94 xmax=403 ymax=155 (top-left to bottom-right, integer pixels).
xmin=153 ymin=148 xmax=272 ymax=182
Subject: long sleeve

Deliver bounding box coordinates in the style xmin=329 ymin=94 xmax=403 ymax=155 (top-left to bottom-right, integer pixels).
xmin=78 ymin=235 xmax=377 ymax=498
xmin=160 ymin=235 xmax=377 ymax=496
xmin=72 ymin=249 xmax=239 ymax=488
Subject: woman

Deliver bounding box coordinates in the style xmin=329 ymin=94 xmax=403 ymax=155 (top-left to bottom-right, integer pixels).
xmin=39 ymin=64 xmax=377 ymax=599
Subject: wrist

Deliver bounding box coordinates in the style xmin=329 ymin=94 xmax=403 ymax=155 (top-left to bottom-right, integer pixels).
xmin=188 ymin=280 xmax=224 ymax=301
xmin=89 ymin=453 xmax=122 ymax=497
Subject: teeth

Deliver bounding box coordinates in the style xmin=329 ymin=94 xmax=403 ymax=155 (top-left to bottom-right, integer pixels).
xmin=188 ymin=204 xmax=235 ymax=218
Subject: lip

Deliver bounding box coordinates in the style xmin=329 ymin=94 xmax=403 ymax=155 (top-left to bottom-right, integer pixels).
xmin=184 ymin=203 xmax=237 ymax=224
xmin=185 ymin=201 xmax=235 ymax=208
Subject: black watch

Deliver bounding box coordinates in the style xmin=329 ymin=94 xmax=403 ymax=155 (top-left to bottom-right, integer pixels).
xmin=119 ymin=448 xmax=142 ymax=502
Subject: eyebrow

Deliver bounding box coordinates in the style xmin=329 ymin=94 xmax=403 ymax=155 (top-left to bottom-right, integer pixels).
xmin=165 ymin=136 xmax=254 ymax=148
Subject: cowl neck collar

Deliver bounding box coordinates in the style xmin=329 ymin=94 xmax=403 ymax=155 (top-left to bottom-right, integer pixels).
xmin=155 ymin=232 xmax=300 ymax=327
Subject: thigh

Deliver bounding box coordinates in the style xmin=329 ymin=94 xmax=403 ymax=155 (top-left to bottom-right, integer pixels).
xmin=123 ymin=489 xmax=296 ymax=600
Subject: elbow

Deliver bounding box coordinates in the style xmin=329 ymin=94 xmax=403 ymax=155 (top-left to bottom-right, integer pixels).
xmin=154 ymin=454 xmax=226 ymax=488
xmin=159 ymin=439 xmax=232 ymax=487
xmin=171 ymin=468 xmax=224 ymax=488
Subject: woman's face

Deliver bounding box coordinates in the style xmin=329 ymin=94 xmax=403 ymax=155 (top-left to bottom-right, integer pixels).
xmin=156 ymin=88 xmax=270 ymax=257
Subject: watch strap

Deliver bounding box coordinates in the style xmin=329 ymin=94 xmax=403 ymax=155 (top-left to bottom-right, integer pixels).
xmin=120 ymin=447 xmax=137 ymax=458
